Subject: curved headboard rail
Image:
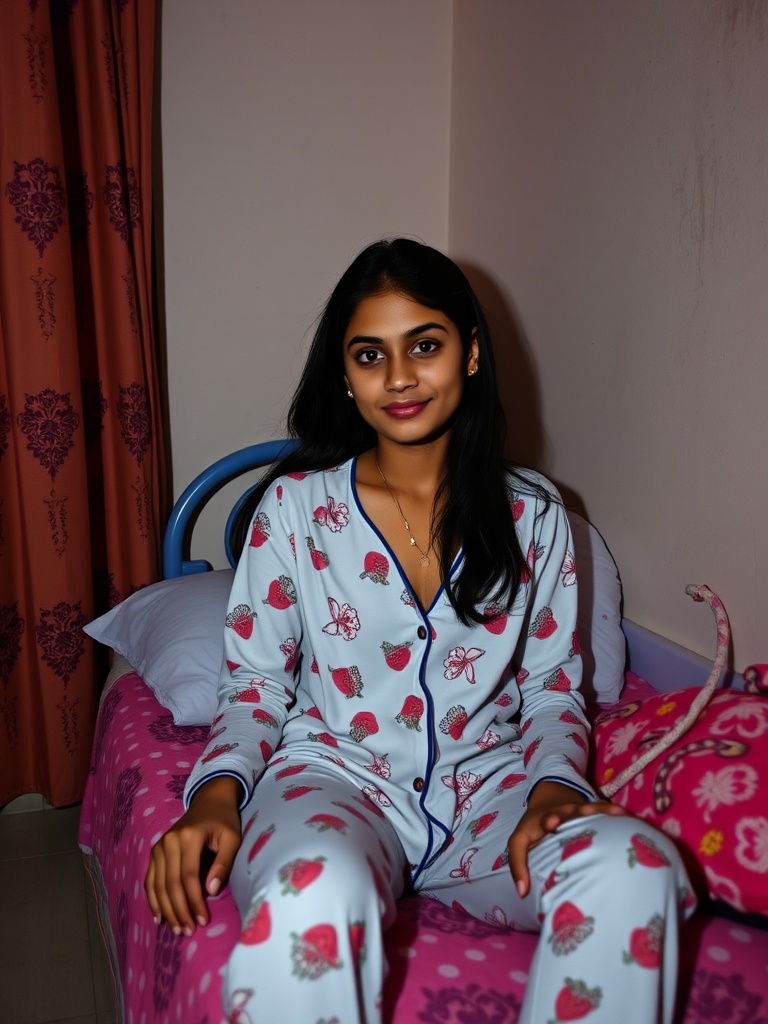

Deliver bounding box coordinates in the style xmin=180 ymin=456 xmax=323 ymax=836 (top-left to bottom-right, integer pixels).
xmin=163 ymin=439 xmax=299 ymax=579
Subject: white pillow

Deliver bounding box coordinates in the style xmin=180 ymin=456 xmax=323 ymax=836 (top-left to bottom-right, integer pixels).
xmin=567 ymin=511 xmax=626 ymax=705
xmin=83 ymin=569 xmax=234 ymax=725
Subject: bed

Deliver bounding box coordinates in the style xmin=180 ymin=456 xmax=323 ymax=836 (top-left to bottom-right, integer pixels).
xmin=79 ymin=441 xmax=768 ymax=1024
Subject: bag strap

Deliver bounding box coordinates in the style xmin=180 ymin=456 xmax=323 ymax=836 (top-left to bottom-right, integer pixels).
xmin=599 ymin=584 xmax=729 ymax=799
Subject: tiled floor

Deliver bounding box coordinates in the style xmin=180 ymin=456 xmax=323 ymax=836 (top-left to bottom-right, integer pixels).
xmin=0 ymin=798 xmax=116 ymax=1024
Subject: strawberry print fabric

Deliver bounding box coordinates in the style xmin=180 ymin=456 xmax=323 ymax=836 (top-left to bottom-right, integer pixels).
xmin=176 ymin=460 xmax=705 ymax=1022
xmin=219 ymin=777 xmax=694 ymax=1023
xmin=223 ymin=765 xmax=407 ymax=1022
xmin=184 ymin=459 xmax=595 ymax=880
xmin=593 ymin=687 xmax=768 ymax=918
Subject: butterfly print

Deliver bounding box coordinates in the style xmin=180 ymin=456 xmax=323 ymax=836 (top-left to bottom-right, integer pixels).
xmin=442 ymin=770 xmax=483 ymax=823
xmin=313 ymin=495 xmax=349 ymax=533
xmin=362 ymin=784 xmax=392 ymax=807
xmin=561 ymin=550 xmax=577 ymax=587
xmin=364 ymin=753 xmax=392 ymax=779
xmin=322 ymin=597 xmax=360 ymax=640
xmin=443 ymin=646 xmax=485 ymax=683
xmin=476 ymin=727 xmax=501 ymax=750
xmin=279 ymin=638 xmax=299 ymax=673
xmin=226 ymin=989 xmax=254 ymax=1024
xmin=521 ymin=540 xmax=544 ymax=584
xmin=485 ymin=905 xmax=515 ymax=928
xmin=449 ymin=846 xmax=478 ymax=880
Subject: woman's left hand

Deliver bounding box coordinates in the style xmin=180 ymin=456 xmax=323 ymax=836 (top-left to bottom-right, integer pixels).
xmin=507 ymin=780 xmax=629 ymax=899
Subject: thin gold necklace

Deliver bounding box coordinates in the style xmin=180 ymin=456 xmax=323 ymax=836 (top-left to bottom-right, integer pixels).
xmin=375 ymin=459 xmax=432 ymax=568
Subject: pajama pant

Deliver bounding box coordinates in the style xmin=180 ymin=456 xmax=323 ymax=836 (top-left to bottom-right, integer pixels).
xmin=222 ymin=764 xmax=695 ymax=1024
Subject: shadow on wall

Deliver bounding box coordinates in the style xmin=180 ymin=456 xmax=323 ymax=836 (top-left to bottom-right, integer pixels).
xmin=459 ymin=260 xmax=589 ymax=521
xmin=458 ymin=261 xmax=546 ymax=469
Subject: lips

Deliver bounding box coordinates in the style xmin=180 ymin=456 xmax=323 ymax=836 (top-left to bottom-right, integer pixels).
xmin=382 ymin=400 xmax=429 ymax=419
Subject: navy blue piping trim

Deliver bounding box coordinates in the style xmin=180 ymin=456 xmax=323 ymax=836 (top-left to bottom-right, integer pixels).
xmin=185 ymin=771 xmax=249 ymax=811
xmin=350 ymin=458 xmax=454 ymax=881
xmin=411 ymin=649 xmax=452 ymax=882
xmin=529 ymin=774 xmax=595 ymax=804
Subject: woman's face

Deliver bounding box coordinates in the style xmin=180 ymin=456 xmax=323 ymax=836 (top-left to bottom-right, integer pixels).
xmin=342 ymin=290 xmax=478 ymax=448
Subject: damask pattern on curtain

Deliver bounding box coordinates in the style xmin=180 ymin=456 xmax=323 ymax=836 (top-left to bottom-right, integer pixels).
xmin=0 ymin=0 xmax=167 ymax=807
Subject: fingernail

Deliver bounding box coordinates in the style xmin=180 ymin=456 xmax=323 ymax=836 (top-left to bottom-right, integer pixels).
xmin=197 ymin=915 xmax=207 ymax=927
xmin=153 ymin=914 xmax=161 ymax=926
xmin=183 ymin=925 xmax=193 ymax=937
xmin=172 ymin=926 xmax=182 ymax=936
xmin=517 ymin=880 xmax=526 ymax=899
xmin=208 ymin=877 xmax=221 ymax=896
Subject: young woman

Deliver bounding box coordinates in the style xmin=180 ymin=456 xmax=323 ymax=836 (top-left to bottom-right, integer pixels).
xmin=145 ymin=239 xmax=694 ymax=1024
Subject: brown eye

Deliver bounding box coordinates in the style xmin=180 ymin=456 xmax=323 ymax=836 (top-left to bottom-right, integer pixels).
xmin=356 ymin=349 xmax=382 ymax=365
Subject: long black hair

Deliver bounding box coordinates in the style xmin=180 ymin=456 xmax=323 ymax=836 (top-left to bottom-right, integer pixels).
xmin=233 ymin=238 xmax=541 ymax=624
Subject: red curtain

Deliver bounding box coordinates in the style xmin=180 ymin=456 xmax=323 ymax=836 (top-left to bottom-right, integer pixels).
xmin=0 ymin=0 xmax=166 ymax=807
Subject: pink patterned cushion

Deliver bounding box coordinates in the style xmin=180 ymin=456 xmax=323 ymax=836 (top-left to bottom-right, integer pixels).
xmin=592 ymin=686 xmax=768 ymax=918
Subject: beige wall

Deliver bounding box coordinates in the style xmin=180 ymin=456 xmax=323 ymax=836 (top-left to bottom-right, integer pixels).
xmin=162 ymin=1 xmax=767 ymax=669
xmin=449 ymin=0 xmax=768 ymax=669
xmin=160 ymin=0 xmax=452 ymax=563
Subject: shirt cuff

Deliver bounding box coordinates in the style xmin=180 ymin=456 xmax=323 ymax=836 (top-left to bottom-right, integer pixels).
xmin=184 ymin=770 xmax=250 ymax=812
xmin=526 ymin=774 xmax=597 ymax=806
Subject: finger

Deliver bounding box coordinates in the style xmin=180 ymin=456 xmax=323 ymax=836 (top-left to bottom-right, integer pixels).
xmin=152 ymin=841 xmax=184 ymax=934
xmin=165 ymin=833 xmax=202 ymax=935
xmin=144 ymin=855 xmax=161 ymax=925
xmin=179 ymin=838 xmax=209 ymax=928
xmin=205 ymin=828 xmax=241 ymax=899
xmin=540 ymin=801 xmax=630 ymax=839
xmin=566 ymin=800 xmax=629 ymax=820
xmin=507 ymin=827 xmax=540 ymax=899
xmin=594 ymin=800 xmax=630 ymax=816
xmin=539 ymin=810 xmax=566 ymax=833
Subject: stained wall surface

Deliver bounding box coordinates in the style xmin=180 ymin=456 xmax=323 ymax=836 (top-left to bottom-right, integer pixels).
xmin=448 ymin=0 xmax=768 ymax=669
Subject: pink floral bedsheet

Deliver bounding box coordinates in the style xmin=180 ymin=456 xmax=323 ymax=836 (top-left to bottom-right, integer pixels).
xmin=78 ymin=672 xmax=768 ymax=1024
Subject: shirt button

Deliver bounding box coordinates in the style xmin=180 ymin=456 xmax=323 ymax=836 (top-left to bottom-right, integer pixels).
xmin=412 ymin=777 xmax=425 ymax=792
xmin=417 ymin=626 xmax=427 ymax=640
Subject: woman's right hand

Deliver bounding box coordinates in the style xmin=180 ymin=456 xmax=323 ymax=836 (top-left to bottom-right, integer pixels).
xmin=144 ymin=775 xmax=243 ymax=935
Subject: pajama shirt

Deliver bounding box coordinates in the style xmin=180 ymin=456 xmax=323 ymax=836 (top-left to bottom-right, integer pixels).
xmin=182 ymin=459 xmax=695 ymax=1024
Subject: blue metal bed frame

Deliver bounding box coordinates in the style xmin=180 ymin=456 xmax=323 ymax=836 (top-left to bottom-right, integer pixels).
xmin=162 ymin=439 xmax=300 ymax=579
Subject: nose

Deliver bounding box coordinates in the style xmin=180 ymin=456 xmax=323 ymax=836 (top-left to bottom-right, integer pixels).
xmin=384 ymin=353 xmax=417 ymax=392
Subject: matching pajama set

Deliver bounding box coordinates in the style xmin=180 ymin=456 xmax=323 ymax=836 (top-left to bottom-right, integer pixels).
xmin=183 ymin=459 xmax=695 ymax=1024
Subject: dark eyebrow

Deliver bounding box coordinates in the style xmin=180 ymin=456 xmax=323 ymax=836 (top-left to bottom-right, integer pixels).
xmin=406 ymin=321 xmax=447 ymax=339
xmin=346 ymin=335 xmax=383 ymax=350
xmin=346 ymin=322 xmax=447 ymax=350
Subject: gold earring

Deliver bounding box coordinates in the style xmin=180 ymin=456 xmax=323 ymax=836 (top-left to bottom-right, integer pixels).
xmin=468 ymin=366 xmax=478 ymax=377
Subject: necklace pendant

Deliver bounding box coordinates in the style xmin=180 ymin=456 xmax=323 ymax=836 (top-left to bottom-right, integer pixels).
xmin=376 ymin=458 xmax=432 ymax=570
